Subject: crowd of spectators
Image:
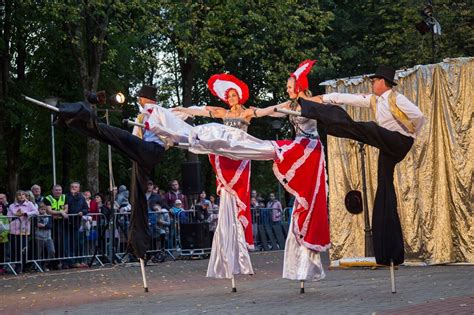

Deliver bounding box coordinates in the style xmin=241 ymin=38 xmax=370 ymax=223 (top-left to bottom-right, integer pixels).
xmin=0 ymin=179 xmax=284 ymax=274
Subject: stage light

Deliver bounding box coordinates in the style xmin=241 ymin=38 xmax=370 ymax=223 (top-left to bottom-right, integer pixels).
xmin=86 ymin=91 xmax=126 ymax=105
xmin=110 ymin=92 xmax=126 ymax=105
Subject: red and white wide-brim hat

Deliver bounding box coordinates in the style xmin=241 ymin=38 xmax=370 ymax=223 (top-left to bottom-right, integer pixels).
xmin=291 ymin=59 xmax=317 ymax=92
xmin=207 ymin=73 xmax=249 ymax=105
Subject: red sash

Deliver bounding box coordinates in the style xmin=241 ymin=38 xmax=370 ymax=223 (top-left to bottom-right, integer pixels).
xmin=209 ymin=155 xmax=254 ymax=249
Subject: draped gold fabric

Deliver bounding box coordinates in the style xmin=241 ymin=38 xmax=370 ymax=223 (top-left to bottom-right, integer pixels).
xmin=321 ymin=57 xmax=473 ymax=264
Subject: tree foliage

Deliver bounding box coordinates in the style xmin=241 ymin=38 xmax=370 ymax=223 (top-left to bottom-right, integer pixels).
xmin=0 ymin=0 xmax=472 ymax=200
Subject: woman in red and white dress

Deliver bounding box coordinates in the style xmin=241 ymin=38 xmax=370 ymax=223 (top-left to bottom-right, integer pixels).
xmin=172 ymin=74 xmax=260 ymax=285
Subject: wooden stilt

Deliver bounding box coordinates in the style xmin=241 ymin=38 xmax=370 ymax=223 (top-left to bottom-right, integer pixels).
xmin=300 ymin=280 xmax=305 ymax=294
xmin=231 ymin=276 xmax=237 ymax=292
xmin=140 ymin=258 xmax=149 ymax=293
xmin=390 ymin=260 xmax=396 ymax=294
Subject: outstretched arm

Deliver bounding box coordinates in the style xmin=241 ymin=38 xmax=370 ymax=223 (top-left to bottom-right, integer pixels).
xmin=172 ymin=105 xmax=227 ymax=118
xmin=252 ymin=101 xmax=291 ymax=118
xmin=299 ymin=92 xmax=371 ymax=108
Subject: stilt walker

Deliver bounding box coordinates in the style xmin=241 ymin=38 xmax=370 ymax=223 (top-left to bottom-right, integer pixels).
xmin=297 ymin=65 xmax=425 ymax=292
xmin=24 ymin=85 xmax=168 ymax=293
xmin=142 ymin=74 xmax=257 ymax=292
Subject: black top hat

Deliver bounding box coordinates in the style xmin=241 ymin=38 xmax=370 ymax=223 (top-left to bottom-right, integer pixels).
xmin=369 ymin=65 xmax=398 ymax=86
xmin=138 ymin=85 xmax=157 ymax=101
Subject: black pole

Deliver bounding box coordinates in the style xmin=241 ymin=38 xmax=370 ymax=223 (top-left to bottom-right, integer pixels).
xmin=358 ymin=142 xmax=374 ymax=257
xmin=431 ymin=30 xmax=435 ymax=63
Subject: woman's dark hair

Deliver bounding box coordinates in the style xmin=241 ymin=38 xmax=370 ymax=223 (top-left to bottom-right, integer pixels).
xmin=94 ymin=193 xmax=104 ymax=201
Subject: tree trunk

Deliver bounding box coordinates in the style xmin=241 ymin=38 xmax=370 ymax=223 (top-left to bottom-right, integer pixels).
xmin=6 ymin=129 xmax=20 ymax=194
xmin=65 ymin=3 xmax=109 ymax=193
xmin=8 ymin=11 xmax=27 ymax=193
xmin=1 ymin=1 xmax=26 ymax=195
xmin=179 ymin=55 xmax=199 ymax=162
xmin=0 ymin=1 xmax=12 ymax=193
xmin=86 ymin=138 xmax=100 ymax=193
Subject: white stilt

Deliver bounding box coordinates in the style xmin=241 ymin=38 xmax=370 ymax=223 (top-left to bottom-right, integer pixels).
xmin=300 ymin=280 xmax=305 ymax=294
xmin=122 ymin=119 xmax=145 ymax=129
xmin=390 ymin=260 xmax=396 ymax=294
xmin=174 ymin=142 xmax=190 ymax=148
xmin=231 ymin=276 xmax=237 ymax=292
xmin=23 ymin=95 xmax=60 ymax=112
xmin=140 ymin=258 xmax=149 ymax=292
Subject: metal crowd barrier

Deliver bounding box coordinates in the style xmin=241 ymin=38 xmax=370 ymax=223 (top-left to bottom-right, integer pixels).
xmin=250 ymin=207 xmax=291 ymax=251
xmin=0 ymin=213 xmax=110 ymax=275
xmin=115 ymin=210 xmax=212 ymax=261
xmin=0 ymin=215 xmax=24 ymax=275
xmin=0 ymin=205 xmax=295 ymax=275
xmin=26 ymin=213 xmax=109 ymax=272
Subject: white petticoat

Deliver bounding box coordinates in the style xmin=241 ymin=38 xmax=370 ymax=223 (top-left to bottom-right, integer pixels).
xmin=283 ymin=216 xmax=325 ymax=281
xmin=206 ymin=189 xmax=253 ymax=278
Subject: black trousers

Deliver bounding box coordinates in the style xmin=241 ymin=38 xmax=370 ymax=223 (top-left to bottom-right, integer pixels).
xmin=56 ymin=102 xmax=165 ymax=259
xmin=300 ymin=99 xmax=414 ymax=265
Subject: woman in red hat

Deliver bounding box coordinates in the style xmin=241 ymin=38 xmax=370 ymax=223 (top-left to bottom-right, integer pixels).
xmin=251 ymin=60 xmax=329 ymax=290
xmin=172 ymin=74 xmax=258 ymax=289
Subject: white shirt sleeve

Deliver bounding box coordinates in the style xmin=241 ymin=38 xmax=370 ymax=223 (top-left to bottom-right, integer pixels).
xmin=396 ymin=94 xmax=425 ymax=134
xmin=322 ymin=92 xmax=371 ymax=108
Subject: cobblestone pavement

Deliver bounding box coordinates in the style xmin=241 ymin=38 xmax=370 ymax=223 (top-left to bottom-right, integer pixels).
xmin=1 ymin=251 xmax=472 ymax=314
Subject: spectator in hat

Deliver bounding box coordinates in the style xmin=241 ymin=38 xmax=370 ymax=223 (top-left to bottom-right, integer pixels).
xmin=175 ymin=199 xmax=191 ymax=223
xmin=168 ymin=199 xmax=185 ymax=249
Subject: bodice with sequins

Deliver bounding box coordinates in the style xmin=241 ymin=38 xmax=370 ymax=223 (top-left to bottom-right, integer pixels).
xmin=288 ymin=100 xmax=319 ymax=138
xmin=223 ymin=118 xmax=250 ymax=132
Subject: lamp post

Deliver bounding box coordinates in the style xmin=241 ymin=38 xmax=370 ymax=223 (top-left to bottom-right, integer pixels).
xmin=271 ymin=120 xmax=283 ymax=203
xmin=44 ymin=97 xmax=59 ymax=186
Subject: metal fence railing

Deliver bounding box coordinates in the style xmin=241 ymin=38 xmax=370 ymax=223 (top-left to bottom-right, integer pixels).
xmin=0 ymin=205 xmax=294 ymax=275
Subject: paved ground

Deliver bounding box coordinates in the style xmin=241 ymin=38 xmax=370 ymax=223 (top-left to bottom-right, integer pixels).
xmin=1 ymin=251 xmax=472 ymax=314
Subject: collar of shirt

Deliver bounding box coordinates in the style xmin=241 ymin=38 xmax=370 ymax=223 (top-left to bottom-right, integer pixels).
xmin=378 ymin=90 xmax=391 ymax=102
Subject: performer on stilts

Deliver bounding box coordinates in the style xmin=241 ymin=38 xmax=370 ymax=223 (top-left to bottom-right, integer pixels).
xmin=172 ymin=74 xmax=262 ymax=291
xmin=297 ymin=65 xmax=425 ymax=292
xmin=145 ymin=60 xmax=330 ymax=292
xmin=25 ymin=85 xmax=168 ymax=292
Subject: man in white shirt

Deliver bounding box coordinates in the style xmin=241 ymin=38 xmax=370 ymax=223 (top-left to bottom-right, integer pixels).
xmin=298 ymin=65 xmax=425 ymax=266
xmin=132 ymin=85 xmax=165 ymax=146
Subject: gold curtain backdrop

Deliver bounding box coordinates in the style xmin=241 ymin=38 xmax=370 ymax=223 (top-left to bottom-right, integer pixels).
xmin=320 ymin=57 xmax=473 ymax=264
